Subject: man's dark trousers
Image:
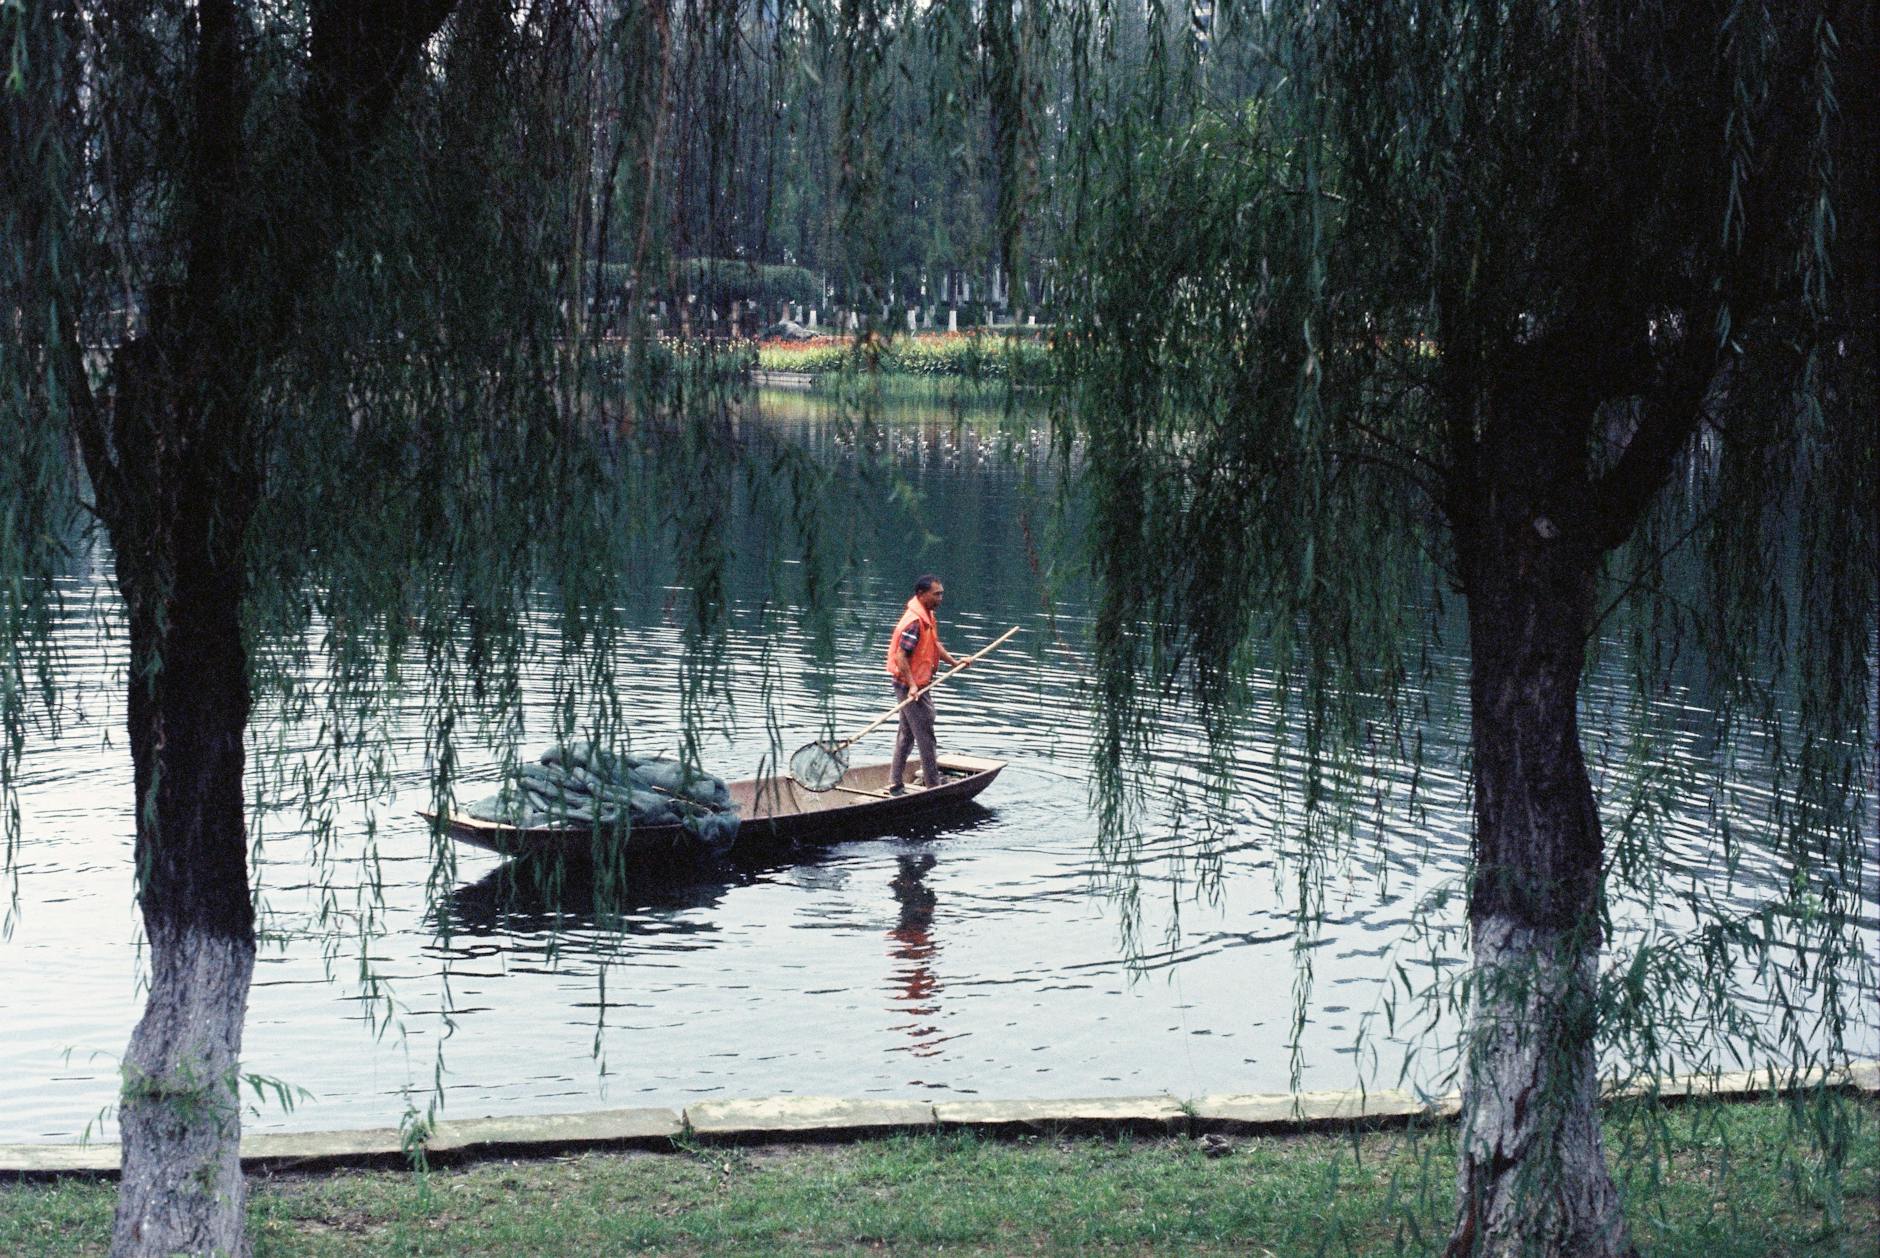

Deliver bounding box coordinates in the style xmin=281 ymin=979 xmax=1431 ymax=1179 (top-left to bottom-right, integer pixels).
xmin=890 ymin=681 xmax=939 ymax=788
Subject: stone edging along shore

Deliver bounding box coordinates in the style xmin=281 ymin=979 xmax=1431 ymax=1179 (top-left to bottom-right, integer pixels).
xmin=5 ymin=1062 xmax=1874 ymax=1180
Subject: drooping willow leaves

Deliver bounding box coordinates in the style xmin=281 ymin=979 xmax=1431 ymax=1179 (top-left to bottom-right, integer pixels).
xmin=1051 ymin=0 xmax=1875 ymax=1233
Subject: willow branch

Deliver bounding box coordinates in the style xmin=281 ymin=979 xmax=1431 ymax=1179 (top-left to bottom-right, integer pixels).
xmin=1587 ymin=352 xmax=1714 ymax=554
xmin=1328 ymin=446 xmax=1442 ymax=505
xmin=627 ymin=0 xmax=676 ymax=314
xmin=1587 ymin=508 xmax=1715 ymax=641
xmin=1344 ymin=415 xmax=1447 ymax=478
xmin=57 ymin=319 xmax=124 ymax=535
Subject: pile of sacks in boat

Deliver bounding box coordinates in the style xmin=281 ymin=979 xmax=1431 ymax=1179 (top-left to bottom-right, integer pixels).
xmin=466 ymin=740 xmax=740 ymax=849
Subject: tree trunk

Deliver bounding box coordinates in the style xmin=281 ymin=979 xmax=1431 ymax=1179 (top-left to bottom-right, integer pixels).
xmin=112 ymin=927 xmax=254 ymax=1258
xmin=109 ymin=556 xmax=257 ymax=1256
xmin=1447 ymin=507 xmax=1634 ymax=1257
xmin=106 ymin=344 xmax=258 ymax=1254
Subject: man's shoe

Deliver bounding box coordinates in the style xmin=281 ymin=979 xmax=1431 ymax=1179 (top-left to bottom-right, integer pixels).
xmin=886 ymin=784 xmax=906 ymax=796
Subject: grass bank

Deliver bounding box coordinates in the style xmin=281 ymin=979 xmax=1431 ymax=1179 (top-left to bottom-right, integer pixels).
xmin=5 ymin=1097 xmax=1872 ymax=1256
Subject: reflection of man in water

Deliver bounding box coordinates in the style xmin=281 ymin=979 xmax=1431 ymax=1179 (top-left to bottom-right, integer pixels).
xmin=887 ymin=853 xmax=943 ymax=1057
xmin=884 ymin=575 xmax=963 ymax=794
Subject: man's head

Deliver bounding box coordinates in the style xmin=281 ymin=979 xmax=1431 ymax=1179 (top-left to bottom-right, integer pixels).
xmin=913 ymin=573 xmax=945 ymax=610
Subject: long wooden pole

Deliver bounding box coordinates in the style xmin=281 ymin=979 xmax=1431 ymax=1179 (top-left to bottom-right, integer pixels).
xmin=832 ymin=624 xmax=1021 ymax=751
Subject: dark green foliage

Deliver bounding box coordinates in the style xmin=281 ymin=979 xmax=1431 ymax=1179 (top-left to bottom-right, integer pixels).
xmin=0 ymin=1 xmax=88 ymax=932
xmin=1059 ymin=94 xmax=1424 ymax=837
xmin=1051 ymin=1 xmax=1873 ymax=1250
xmin=0 ymin=4 xmax=848 ymax=1183
xmin=675 ymin=257 xmax=823 ymax=308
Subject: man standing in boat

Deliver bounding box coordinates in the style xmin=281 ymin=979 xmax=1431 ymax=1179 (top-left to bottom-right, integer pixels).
xmin=886 ymin=574 xmax=966 ymax=794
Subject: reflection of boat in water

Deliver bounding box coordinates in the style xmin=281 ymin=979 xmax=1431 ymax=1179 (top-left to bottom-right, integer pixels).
xmin=435 ymin=814 xmax=994 ymax=941
xmin=424 ymin=755 xmax=1005 ymax=865
xmin=434 ymin=860 xmax=743 ymax=939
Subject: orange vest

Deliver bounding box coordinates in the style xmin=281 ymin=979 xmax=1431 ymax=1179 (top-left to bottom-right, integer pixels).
xmin=885 ymin=596 xmax=941 ymax=688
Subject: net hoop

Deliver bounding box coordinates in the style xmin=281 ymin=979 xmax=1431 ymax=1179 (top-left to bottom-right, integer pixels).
xmin=789 ymin=740 xmax=847 ymax=791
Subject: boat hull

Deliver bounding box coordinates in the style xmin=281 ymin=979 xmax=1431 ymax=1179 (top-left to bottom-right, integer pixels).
xmin=424 ymin=754 xmax=1005 ymax=864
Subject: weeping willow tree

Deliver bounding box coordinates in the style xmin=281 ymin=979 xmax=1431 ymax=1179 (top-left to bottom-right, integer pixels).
xmin=1058 ymin=2 xmax=1874 ymax=1255
xmin=3 ymin=4 xmax=1017 ymax=1250
xmin=0 ymin=3 xmax=744 ymax=1253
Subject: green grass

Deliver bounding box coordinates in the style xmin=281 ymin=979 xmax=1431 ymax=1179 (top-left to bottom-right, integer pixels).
xmin=3 ymin=1098 xmax=1873 ymax=1256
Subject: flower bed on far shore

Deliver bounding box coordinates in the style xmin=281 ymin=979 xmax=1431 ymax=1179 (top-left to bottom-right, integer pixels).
xmin=756 ymin=330 xmax=1054 ymax=385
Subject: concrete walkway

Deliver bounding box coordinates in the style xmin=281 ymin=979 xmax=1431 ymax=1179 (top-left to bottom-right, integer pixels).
xmin=4 ymin=1062 xmax=1873 ymax=1179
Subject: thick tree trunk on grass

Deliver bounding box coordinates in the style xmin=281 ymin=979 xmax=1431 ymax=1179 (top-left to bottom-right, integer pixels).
xmin=1446 ymin=458 xmax=1634 ymax=1257
xmin=109 ymin=534 xmax=257 ymax=1257
xmin=101 ymin=278 xmax=261 ymax=1254
xmin=112 ymin=928 xmax=255 ymax=1257
xmin=1448 ymin=919 xmax=1625 ymax=1257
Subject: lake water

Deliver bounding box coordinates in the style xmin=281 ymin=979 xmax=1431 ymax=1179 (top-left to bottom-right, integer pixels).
xmin=2 ymin=389 xmax=1873 ymax=1143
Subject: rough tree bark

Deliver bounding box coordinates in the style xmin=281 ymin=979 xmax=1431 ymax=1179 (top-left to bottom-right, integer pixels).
xmin=1443 ymin=360 xmax=1637 ymax=1258
xmin=104 ymin=321 xmax=261 ymax=1255
xmin=110 ymin=576 xmax=256 ymax=1256
xmin=99 ymin=1 xmax=262 ymax=1249
xmin=1449 ymin=546 xmax=1632 ymax=1257
xmin=101 ymin=260 xmax=266 ymax=1258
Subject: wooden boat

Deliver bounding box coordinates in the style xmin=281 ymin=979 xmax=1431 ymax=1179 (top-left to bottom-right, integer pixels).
xmin=424 ymin=753 xmax=1005 ymax=864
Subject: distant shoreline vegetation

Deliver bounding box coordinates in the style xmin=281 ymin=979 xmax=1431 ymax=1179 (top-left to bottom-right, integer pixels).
xmin=588 ymin=328 xmax=1056 ymax=392
xmin=753 ymin=329 xmax=1054 ymax=385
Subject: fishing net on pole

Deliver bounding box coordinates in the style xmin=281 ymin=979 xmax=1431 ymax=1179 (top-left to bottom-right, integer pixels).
xmin=788 ymin=739 xmax=848 ymax=791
